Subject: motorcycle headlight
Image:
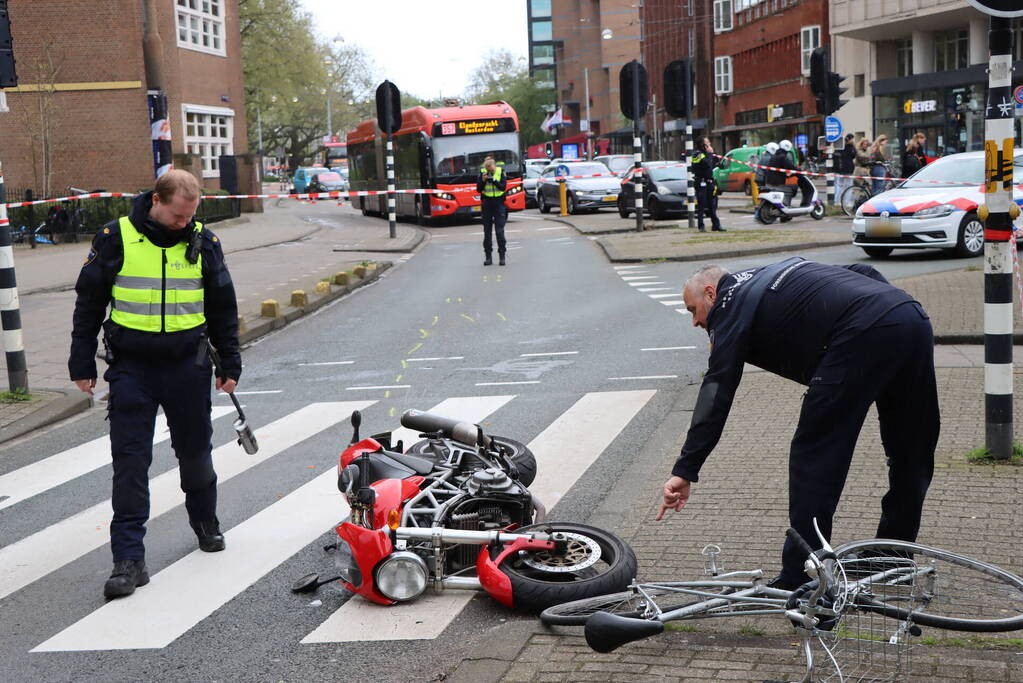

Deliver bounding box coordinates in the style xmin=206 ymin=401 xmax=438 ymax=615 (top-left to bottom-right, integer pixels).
xmin=913 ymin=203 xmax=956 ymax=219
xmin=375 ymin=551 xmax=428 ymax=601
xmin=657 ymin=184 xmax=671 ymax=195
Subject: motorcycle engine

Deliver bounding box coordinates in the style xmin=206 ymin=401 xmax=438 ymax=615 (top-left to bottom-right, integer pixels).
xmin=445 ymin=468 xmax=533 ymax=572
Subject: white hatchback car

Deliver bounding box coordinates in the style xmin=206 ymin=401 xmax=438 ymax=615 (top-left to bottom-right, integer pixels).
xmin=851 ymin=150 xmax=1023 ymax=259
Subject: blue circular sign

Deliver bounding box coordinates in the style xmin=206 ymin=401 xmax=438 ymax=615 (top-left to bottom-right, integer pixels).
xmin=556 ymin=164 xmax=571 ymax=177
xmin=1014 ymin=85 xmax=1023 ymax=106
xmin=824 ymin=116 xmax=843 ymax=143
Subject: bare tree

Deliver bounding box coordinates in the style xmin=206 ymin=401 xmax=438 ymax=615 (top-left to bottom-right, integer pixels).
xmin=9 ymin=40 xmax=63 ymax=197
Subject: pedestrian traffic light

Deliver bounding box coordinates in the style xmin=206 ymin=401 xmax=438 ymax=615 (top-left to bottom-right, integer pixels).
xmin=663 ymin=59 xmax=692 ymax=120
xmin=544 ymin=141 xmax=553 ymax=158
xmin=826 ymin=71 xmax=848 ymax=115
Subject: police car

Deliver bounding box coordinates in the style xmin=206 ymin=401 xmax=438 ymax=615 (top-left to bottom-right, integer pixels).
xmin=851 ymin=150 xmax=1023 ymax=259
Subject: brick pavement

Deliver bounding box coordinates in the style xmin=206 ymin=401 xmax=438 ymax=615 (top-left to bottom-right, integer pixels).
xmin=895 ymin=268 xmax=1023 ymax=341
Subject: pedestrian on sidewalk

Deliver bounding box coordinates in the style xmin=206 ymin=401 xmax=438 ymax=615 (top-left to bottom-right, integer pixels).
xmin=658 ymin=259 xmax=939 ymax=590
xmin=869 ymin=136 xmax=891 ymax=194
xmin=853 ymin=137 xmax=873 ymax=189
xmin=68 ymin=169 xmax=242 ymax=600
xmin=476 ymin=156 xmax=508 ymax=265
xmin=833 ymin=133 xmax=856 ymax=203
xmin=692 ymin=137 xmax=724 ymax=232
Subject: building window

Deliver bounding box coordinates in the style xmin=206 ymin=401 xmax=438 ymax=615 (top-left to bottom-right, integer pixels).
xmin=896 ymin=38 xmax=913 ymax=78
xmin=534 ymin=67 xmax=556 ymax=90
xmin=714 ymin=56 xmax=733 ymax=94
xmin=531 ymin=20 xmax=552 ymax=42
xmin=532 ymin=44 xmax=554 ymax=66
xmin=183 ymin=106 xmax=234 ymax=178
xmin=854 ymin=73 xmax=865 ymax=98
xmin=530 ymin=0 xmax=551 ymax=18
xmin=176 ymin=0 xmax=225 ymax=56
xmin=934 ymin=29 xmax=968 ymax=72
xmin=713 ymin=0 xmax=732 ymax=33
xmin=800 ymin=26 xmax=821 ymax=76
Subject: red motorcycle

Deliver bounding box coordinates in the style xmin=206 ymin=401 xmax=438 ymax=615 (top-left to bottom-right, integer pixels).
xmin=293 ymin=409 xmax=636 ymax=613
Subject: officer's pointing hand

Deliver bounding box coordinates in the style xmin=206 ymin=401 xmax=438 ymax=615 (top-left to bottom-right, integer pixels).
xmin=656 ymin=475 xmax=691 ymax=520
xmin=217 ymin=377 xmax=237 ymax=394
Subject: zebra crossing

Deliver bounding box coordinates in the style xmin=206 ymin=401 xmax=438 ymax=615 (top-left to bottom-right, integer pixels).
xmin=1 ymin=388 xmax=658 ymax=654
xmin=613 ymin=265 xmax=689 ymax=315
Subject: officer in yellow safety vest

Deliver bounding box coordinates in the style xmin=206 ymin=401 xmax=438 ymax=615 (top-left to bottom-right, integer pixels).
xmin=69 ymin=169 xmax=241 ymax=600
xmin=476 ymin=156 xmax=508 ymax=265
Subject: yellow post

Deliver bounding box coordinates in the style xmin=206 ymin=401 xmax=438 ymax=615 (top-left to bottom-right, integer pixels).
xmin=558 ymin=179 xmax=568 ymax=216
xmin=751 ymin=178 xmax=759 ymax=204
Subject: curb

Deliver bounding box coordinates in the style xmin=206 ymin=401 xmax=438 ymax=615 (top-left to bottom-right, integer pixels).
xmin=238 ymin=261 xmax=393 ymax=346
xmin=332 ymin=227 xmax=427 ymax=253
xmin=935 ymin=333 xmax=1023 ymax=345
xmin=542 ymin=215 xmax=690 ymax=236
xmin=595 ymin=237 xmax=851 ymax=263
xmin=0 ymin=390 xmax=93 ymax=445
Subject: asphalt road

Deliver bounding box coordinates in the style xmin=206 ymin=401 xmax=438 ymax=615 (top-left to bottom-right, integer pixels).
xmin=0 ymin=207 xmax=972 ymax=682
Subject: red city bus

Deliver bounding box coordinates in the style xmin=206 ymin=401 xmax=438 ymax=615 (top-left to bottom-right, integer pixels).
xmin=346 ymin=101 xmax=525 ymax=224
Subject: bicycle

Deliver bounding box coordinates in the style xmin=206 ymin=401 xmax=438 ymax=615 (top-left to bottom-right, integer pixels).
xmin=540 ymin=524 xmax=1023 ymax=682
xmin=840 ymin=164 xmax=898 ymax=217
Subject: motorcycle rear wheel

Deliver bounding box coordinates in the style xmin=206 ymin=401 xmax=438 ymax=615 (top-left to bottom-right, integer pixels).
xmin=493 ymin=522 xmax=637 ymax=613
xmin=406 ymin=436 xmax=537 ymax=487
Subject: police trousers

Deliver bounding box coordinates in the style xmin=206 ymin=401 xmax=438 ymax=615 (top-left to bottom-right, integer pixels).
xmin=779 ymin=302 xmax=938 ymax=583
xmin=104 ymin=352 xmax=216 ymax=561
xmin=481 ymin=198 xmax=507 ymax=256
xmin=695 ymin=181 xmax=721 ymax=231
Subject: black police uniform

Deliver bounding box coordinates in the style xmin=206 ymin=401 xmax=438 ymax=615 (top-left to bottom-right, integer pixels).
xmin=691 ymin=151 xmax=722 ymax=232
xmin=672 ymin=258 xmax=938 ymax=586
xmin=476 ymin=168 xmax=508 ymax=264
xmin=69 ymin=192 xmax=241 ymax=562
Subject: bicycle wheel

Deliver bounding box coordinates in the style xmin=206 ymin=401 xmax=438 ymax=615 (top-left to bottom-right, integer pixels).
xmin=840 ymin=185 xmax=869 ymax=217
xmin=834 ymin=539 xmax=1023 ymax=632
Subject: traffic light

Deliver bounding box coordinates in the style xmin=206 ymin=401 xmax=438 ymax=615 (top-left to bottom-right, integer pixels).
xmin=808 ymin=46 xmax=846 ymax=116
xmin=619 ymin=60 xmax=648 ymax=121
xmin=0 ymin=1 xmax=17 ymax=88
xmin=663 ymin=59 xmax=692 ymax=120
xmin=544 ymin=141 xmax=553 ymax=158
xmin=826 ymin=71 xmax=848 ymax=115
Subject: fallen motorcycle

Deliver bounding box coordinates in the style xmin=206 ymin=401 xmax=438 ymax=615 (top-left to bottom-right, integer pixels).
xmin=292 ymin=409 xmax=637 ymax=613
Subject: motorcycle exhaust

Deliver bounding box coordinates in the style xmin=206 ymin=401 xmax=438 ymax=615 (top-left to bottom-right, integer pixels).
xmin=205 ymin=339 xmax=259 ymax=454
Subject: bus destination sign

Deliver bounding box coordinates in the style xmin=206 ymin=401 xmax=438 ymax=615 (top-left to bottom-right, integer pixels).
xmin=434 ymin=118 xmax=516 ymax=137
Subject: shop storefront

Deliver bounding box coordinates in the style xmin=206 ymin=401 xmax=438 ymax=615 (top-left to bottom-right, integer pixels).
xmin=712 ymin=114 xmax=824 ymax=160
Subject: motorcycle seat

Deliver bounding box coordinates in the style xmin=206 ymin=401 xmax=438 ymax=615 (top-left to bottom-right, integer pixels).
xmin=363 ymin=451 xmax=436 ymax=482
xmin=381 ymin=450 xmax=436 ymax=475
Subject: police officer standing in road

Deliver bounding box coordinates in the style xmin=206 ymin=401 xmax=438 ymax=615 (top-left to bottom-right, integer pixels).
xmin=69 ymin=169 xmax=241 ymax=599
xmin=477 ymin=156 xmax=508 ymax=265
xmin=657 ymin=259 xmax=939 ymax=589
xmin=691 ymin=137 xmax=724 ymax=232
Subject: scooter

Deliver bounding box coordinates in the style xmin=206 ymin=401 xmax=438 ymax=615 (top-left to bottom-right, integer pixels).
xmin=756 ymin=173 xmax=825 ymax=224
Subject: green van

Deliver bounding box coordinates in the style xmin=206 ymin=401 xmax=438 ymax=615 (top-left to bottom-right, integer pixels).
xmin=713 ymin=145 xmax=799 ymax=195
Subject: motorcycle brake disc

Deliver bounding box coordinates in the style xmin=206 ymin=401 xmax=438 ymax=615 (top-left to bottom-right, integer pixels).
xmin=519 ymin=532 xmax=602 ymax=573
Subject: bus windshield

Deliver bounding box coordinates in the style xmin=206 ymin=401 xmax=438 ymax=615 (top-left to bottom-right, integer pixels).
xmin=433 ymin=132 xmax=522 ymax=184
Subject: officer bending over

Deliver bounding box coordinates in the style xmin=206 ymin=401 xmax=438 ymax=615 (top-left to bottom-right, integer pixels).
xmin=657 ymin=259 xmax=939 ymax=589
xmin=476 ymin=156 xmax=508 ymax=266
xmin=69 ymin=169 xmax=241 ymax=599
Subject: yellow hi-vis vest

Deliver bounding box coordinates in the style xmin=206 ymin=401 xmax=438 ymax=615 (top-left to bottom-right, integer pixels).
xmin=481 ymin=166 xmax=504 ymax=198
xmin=109 ymin=216 xmax=205 ymax=333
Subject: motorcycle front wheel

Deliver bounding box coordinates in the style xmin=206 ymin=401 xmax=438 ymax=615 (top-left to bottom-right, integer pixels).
xmin=493 ymin=522 xmax=637 ymax=613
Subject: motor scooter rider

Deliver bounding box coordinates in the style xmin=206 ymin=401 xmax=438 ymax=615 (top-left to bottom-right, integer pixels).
xmin=752 ymin=142 xmax=778 ymax=219
xmin=764 ymin=140 xmax=798 ymax=206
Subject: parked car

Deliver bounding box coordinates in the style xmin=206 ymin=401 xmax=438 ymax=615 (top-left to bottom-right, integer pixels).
xmin=535 ymin=161 xmax=620 ymax=214
xmin=851 ymin=149 xmax=1023 ymax=259
xmin=292 ymin=166 xmax=330 ymax=193
xmin=525 ymin=158 xmax=549 ymax=173
xmin=617 ymin=162 xmax=689 ymax=220
xmin=712 ymin=145 xmax=799 ymax=195
xmin=307 ymin=171 xmax=347 ymax=194
xmin=523 ymin=165 xmax=541 ymax=208
xmin=594 ymin=154 xmax=635 ymax=177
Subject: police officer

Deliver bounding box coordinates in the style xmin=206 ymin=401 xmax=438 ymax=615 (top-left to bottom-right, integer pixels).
xmin=765 ymin=139 xmax=798 ymax=205
xmin=476 ymin=156 xmax=507 ymax=265
xmin=69 ymin=169 xmax=241 ymax=599
xmin=691 ymin=137 xmax=724 ymax=232
xmin=657 ymin=259 xmax=938 ymax=589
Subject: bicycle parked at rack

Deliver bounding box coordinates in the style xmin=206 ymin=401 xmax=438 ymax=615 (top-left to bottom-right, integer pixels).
xmin=840 ymin=164 xmax=898 ymax=217
xmin=541 ymin=523 xmax=1023 ymax=682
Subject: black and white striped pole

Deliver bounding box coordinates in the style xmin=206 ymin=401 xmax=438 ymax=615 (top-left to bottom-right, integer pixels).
xmin=825 ymin=148 xmax=834 ymax=206
xmin=375 ymin=80 xmax=402 ymax=239
xmin=685 ymin=124 xmax=696 ymax=229
xmin=974 ymin=4 xmax=1021 ymax=460
xmin=385 ymin=135 xmax=396 ymax=239
xmin=620 ymin=61 xmax=648 ymax=232
xmin=0 ymin=165 xmax=28 ymax=392
xmin=633 ymin=122 xmax=644 ymax=232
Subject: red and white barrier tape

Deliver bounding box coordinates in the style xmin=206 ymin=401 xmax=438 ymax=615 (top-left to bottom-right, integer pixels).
xmin=711 ymin=153 xmax=979 ymax=187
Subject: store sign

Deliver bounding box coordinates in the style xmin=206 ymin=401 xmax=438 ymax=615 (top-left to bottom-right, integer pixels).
xmin=903 ymin=99 xmax=937 ymax=114
xmin=433 ymin=118 xmax=516 ymax=136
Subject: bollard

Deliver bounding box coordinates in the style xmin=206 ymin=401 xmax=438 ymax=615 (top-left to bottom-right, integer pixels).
xmin=314 ymin=281 xmax=331 ymax=296
xmin=237 ymin=314 xmax=247 ymax=335
xmin=558 ymin=179 xmax=568 ymax=216
xmin=334 ymin=271 xmax=350 ymax=286
xmin=353 ymin=265 xmax=367 ymax=279
xmin=290 ymin=290 xmax=308 ymax=307
xmin=260 ymin=299 xmax=281 ymax=318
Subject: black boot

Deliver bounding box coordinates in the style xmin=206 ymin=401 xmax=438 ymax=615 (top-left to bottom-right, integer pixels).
xmin=499 ymin=253 xmax=506 ymax=266
xmin=483 ymin=254 xmax=493 ymax=266
xmin=194 ymin=519 xmax=226 ymax=553
xmin=103 ymin=559 xmax=149 ymax=599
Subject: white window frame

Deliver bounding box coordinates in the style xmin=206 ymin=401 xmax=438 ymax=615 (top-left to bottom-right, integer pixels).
xmin=176 ymin=0 xmax=226 ymax=57
xmin=800 ymin=25 xmax=821 ymax=76
xmin=713 ymin=0 xmax=733 ymax=33
xmin=714 ymin=56 xmax=733 ymax=95
xmin=182 ymin=104 xmax=234 ymax=178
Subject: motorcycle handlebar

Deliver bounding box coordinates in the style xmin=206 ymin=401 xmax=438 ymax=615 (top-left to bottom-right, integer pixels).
xmin=399 ymin=409 xmax=487 ymax=448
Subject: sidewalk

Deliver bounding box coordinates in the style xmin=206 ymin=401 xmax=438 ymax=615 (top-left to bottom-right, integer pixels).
xmin=444 ymin=366 xmax=1023 ymax=682
xmin=0 ymin=199 xmax=425 ymax=442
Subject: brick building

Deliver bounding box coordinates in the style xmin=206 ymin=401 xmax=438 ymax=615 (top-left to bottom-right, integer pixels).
xmin=710 ymin=0 xmax=828 ymax=154
xmin=641 ymin=0 xmax=715 ymax=160
xmin=0 ymin=0 xmax=248 ymax=197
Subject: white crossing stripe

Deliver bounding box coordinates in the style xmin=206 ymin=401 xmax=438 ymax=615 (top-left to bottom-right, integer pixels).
xmin=298 ymin=361 xmax=355 ymax=367
xmin=303 ymin=389 xmax=655 ymax=643
xmin=620 ymin=276 xmax=659 ymax=281
xmin=33 ymin=397 xmax=512 ymax=651
xmin=0 ymin=402 xmax=373 ymax=602
xmin=637 ymin=287 xmax=674 ymax=292
xmin=647 ymin=293 xmax=683 ymax=299
xmin=641 ymin=346 xmax=696 ymax=352
xmin=659 ymin=300 xmax=684 ymax=306
xmin=629 ymin=281 xmax=664 ymax=286
xmin=0 ymin=408 xmax=234 ymax=514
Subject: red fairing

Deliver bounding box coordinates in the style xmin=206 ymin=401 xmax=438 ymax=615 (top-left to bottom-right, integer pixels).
xmin=368 ymin=477 xmax=423 ymax=528
xmin=339 ymin=438 xmax=384 ymax=469
xmin=336 ymin=522 xmax=394 ymax=605
xmin=476 ymin=536 xmax=556 ymax=608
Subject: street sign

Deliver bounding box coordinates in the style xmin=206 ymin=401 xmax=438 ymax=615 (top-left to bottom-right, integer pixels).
xmin=556 ymin=164 xmax=570 ymax=177
xmin=1014 ymin=85 xmax=1023 ymax=105
xmin=824 ymin=116 xmax=843 ymax=142
xmin=966 ymin=0 xmax=1023 ymax=17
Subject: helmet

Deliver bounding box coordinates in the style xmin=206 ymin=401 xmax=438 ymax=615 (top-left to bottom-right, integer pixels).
xmin=779 ymin=140 xmax=793 ymax=152
xmin=764 ymin=142 xmax=779 ymax=155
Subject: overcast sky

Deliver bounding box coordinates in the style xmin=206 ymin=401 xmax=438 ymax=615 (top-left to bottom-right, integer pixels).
xmin=300 ymin=1 xmax=529 ymax=99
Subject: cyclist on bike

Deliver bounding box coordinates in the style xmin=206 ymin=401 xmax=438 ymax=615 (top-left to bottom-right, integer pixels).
xmin=659 ymin=260 xmax=939 ymax=590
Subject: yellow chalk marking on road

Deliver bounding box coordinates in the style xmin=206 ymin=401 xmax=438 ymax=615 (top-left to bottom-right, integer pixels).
xmin=407 ymin=342 xmax=423 ymax=354
xmin=401 ymin=359 xmax=408 ymax=369
xmin=395 ymin=374 xmax=403 ymax=383
xmin=445 ymin=297 xmax=452 ymax=303
xmin=385 ymin=390 xmax=391 ymax=399
xmin=419 ymin=328 xmax=429 ymax=339
xmin=389 ymin=407 xmax=397 ymax=418
xmin=497 ymin=312 xmax=507 ymax=321
xmin=432 ymin=315 xmax=439 ymax=326
xmin=460 ymin=313 xmax=476 ymax=323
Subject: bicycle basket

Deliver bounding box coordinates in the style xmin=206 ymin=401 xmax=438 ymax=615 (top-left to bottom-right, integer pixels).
xmin=811 ymin=555 xmax=919 ymax=683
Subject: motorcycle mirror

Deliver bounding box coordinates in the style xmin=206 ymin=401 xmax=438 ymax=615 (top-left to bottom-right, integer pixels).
xmin=350 ymin=410 xmax=362 ymax=444
xmin=337 ymin=463 xmax=360 ymax=495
